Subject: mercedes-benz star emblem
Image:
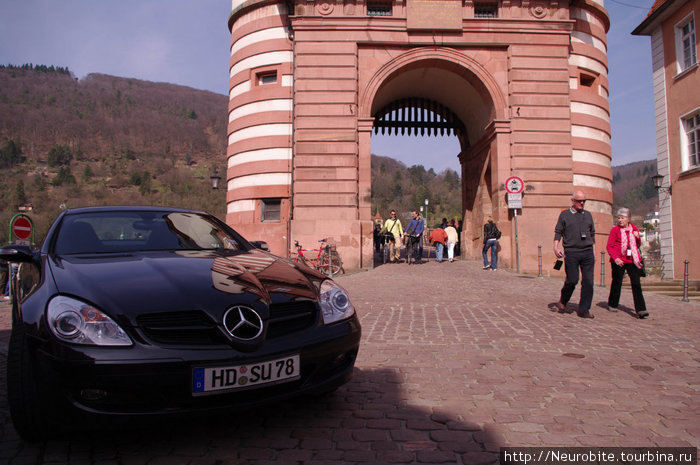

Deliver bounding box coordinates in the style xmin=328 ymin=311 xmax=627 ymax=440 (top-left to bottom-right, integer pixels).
xmin=223 ymin=306 xmax=263 ymax=341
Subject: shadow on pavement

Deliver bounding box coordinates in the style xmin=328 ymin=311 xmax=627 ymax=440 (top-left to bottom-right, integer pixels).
xmin=0 ymin=364 xmax=501 ymax=464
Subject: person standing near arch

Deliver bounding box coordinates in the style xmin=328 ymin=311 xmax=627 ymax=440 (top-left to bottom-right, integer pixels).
xmin=381 ymin=210 xmax=403 ymax=263
xmin=444 ymin=219 xmax=459 ymax=263
xmin=553 ymin=191 xmax=596 ymax=318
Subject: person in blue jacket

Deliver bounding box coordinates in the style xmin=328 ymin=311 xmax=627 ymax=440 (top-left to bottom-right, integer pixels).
xmin=404 ymin=210 xmax=425 ymax=264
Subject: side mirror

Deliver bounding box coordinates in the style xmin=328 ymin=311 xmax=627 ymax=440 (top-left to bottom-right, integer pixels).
xmin=250 ymin=241 xmax=270 ymax=251
xmin=0 ymin=244 xmax=37 ymax=263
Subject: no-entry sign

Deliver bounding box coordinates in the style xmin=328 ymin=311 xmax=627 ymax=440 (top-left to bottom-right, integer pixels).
xmin=11 ymin=216 xmax=32 ymax=240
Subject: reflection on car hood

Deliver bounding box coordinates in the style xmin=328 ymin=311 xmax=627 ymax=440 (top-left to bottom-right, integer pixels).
xmin=48 ymin=249 xmax=320 ymax=320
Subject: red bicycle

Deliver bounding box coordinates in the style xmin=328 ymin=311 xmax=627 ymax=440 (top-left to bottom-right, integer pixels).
xmin=289 ymin=238 xmax=343 ymax=277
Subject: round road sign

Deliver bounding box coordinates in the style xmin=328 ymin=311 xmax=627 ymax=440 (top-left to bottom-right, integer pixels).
xmin=12 ymin=216 xmax=32 ymax=240
xmin=505 ymin=176 xmax=524 ymax=194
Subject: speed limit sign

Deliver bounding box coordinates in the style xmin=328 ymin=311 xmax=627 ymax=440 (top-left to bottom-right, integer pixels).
xmin=505 ymin=176 xmax=524 ymax=194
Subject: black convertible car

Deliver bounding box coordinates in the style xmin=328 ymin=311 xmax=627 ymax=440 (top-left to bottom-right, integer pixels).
xmin=1 ymin=206 xmax=361 ymax=440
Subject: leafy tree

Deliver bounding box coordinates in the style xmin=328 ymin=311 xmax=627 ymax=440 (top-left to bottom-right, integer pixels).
xmin=47 ymin=144 xmax=72 ymax=167
xmin=15 ymin=180 xmax=26 ymax=205
xmin=82 ymin=165 xmax=93 ymax=181
xmin=0 ymin=140 xmax=25 ymax=168
xmin=139 ymin=171 xmax=152 ymax=196
xmin=52 ymin=166 xmax=76 ymax=186
xmin=33 ymin=173 xmax=47 ymax=191
xmin=641 ymin=176 xmax=656 ymax=199
xmin=408 ymin=164 xmax=426 ymax=184
xmin=130 ymin=171 xmax=143 ymax=186
xmin=391 ymin=171 xmax=403 ymax=198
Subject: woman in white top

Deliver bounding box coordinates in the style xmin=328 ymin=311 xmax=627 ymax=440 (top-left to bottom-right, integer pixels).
xmin=444 ymin=219 xmax=459 ymax=262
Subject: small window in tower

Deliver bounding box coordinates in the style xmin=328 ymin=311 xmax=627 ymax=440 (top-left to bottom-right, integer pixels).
xmin=257 ymin=71 xmax=277 ymax=86
xmin=580 ymin=73 xmax=596 ymax=88
xmin=261 ymin=199 xmax=281 ymax=222
xmin=367 ymin=0 xmax=392 ymax=16
xmin=474 ymin=4 xmax=498 ymax=18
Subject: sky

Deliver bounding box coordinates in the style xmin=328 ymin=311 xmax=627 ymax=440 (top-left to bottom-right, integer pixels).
xmin=0 ymin=0 xmax=657 ymax=173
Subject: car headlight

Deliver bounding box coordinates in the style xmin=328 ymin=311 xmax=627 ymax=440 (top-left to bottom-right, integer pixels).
xmin=319 ymin=279 xmax=355 ymax=324
xmin=47 ymin=296 xmax=132 ymax=346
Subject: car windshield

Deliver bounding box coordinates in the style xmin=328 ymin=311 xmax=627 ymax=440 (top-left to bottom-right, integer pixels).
xmin=53 ymin=211 xmax=245 ymax=254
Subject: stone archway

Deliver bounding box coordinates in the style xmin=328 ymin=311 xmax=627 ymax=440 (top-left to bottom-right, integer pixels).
xmin=358 ymin=48 xmax=512 ymax=267
xmin=227 ymin=1 xmax=613 ymax=278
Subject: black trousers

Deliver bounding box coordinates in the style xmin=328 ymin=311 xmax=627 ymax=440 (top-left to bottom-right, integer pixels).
xmin=560 ymin=248 xmax=595 ymax=313
xmin=608 ymin=262 xmax=647 ymax=312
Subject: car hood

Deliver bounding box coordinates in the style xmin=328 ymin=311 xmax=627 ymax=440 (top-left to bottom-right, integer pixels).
xmin=47 ymin=249 xmax=322 ymax=320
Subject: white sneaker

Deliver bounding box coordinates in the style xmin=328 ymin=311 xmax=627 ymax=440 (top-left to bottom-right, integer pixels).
xmin=483 ymin=265 xmax=490 ymax=270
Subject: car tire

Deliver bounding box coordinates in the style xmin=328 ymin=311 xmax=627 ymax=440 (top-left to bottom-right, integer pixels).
xmin=7 ymin=324 xmax=50 ymax=441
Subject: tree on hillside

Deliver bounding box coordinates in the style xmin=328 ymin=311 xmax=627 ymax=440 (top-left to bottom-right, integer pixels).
xmin=15 ymin=180 xmax=26 ymax=206
xmin=52 ymin=166 xmax=76 ymax=186
xmin=47 ymin=144 xmax=72 ymax=167
xmin=0 ymin=140 xmax=24 ymax=168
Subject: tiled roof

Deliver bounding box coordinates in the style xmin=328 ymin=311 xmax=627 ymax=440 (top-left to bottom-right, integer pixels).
xmin=645 ymin=0 xmax=670 ymax=20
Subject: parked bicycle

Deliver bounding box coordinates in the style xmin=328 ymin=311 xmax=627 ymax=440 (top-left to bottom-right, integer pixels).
xmin=289 ymin=238 xmax=343 ymax=277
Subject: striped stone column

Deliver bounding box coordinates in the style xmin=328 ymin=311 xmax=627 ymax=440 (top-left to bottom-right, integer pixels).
xmin=227 ymin=0 xmax=293 ymax=253
xmin=569 ymin=0 xmax=612 ymax=225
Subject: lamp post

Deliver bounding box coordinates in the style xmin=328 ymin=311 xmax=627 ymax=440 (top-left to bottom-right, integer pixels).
xmin=651 ymin=174 xmax=671 ymax=195
xmin=424 ymin=198 xmax=429 ymax=228
xmin=210 ymin=167 xmax=222 ymax=190
xmin=424 ymin=198 xmax=429 ymax=262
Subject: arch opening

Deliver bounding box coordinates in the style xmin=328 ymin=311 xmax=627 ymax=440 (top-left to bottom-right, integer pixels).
xmin=366 ymin=57 xmax=504 ymax=264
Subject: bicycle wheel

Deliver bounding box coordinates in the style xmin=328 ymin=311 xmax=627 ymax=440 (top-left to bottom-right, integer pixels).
xmin=326 ymin=250 xmax=343 ymax=277
xmin=382 ymin=243 xmax=389 ymax=264
xmin=406 ymin=239 xmax=413 ymax=265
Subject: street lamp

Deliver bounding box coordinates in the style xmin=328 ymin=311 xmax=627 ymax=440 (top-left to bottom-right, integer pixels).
xmin=424 ymin=198 xmax=429 ymax=227
xmin=651 ymin=174 xmax=671 ymax=195
xmin=210 ymin=167 xmax=222 ymax=190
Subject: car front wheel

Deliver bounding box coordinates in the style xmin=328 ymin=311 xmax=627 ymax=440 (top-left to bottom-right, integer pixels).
xmin=7 ymin=324 xmax=50 ymax=441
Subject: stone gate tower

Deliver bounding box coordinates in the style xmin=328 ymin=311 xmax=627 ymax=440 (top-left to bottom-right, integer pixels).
xmin=226 ymin=0 xmax=612 ymax=277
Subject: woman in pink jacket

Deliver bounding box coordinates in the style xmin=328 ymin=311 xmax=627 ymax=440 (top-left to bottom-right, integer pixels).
xmin=606 ymin=208 xmax=648 ymax=318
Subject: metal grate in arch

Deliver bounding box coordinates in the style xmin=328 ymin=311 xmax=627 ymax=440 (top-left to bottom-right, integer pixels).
xmin=372 ymin=98 xmax=465 ymax=137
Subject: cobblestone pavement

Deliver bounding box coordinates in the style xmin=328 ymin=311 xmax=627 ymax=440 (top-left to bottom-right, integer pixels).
xmin=0 ymin=259 xmax=698 ymax=464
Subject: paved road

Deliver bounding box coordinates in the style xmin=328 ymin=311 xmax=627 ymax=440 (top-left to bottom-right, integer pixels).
xmin=0 ymin=259 xmax=698 ymax=464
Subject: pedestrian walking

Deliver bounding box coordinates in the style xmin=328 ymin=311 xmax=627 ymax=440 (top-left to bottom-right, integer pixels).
xmin=606 ymin=208 xmax=649 ymax=318
xmin=380 ymin=210 xmax=403 ymax=263
xmin=444 ymin=219 xmax=459 ymax=262
xmin=404 ymin=210 xmax=425 ymax=264
xmin=482 ymin=217 xmax=501 ymax=270
xmin=553 ymin=191 xmax=596 ymax=318
xmin=428 ymin=226 xmax=447 ymax=263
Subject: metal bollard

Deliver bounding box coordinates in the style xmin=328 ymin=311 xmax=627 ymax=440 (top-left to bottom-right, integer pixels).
xmin=682 ymin=260 xmax=690 ymax=302
xmin=538 ymin=245 xmax=542 ymax=277
xmin=600 ymin=251 xmax=606 ymax=287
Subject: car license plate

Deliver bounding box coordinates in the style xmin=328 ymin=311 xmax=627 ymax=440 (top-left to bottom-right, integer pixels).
xmin=192 ymin=355 xmax=300 ymax=395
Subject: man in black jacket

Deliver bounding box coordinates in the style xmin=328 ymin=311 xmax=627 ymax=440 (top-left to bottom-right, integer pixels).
xmin=553 ymin=191 xmax=596 ymax=318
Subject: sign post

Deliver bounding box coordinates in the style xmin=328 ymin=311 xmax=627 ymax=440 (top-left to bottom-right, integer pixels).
xmin=505 ymin=176 xmax=524 ymax=274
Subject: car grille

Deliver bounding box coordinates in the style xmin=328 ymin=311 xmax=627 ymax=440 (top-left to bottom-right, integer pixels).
xmin=136 ymin=311 xmax=228 ymax=346
xmin=135 ymin=302 xmax=318 ymax=346
xmin=268 ymin=301 xmax=318 ymax=338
